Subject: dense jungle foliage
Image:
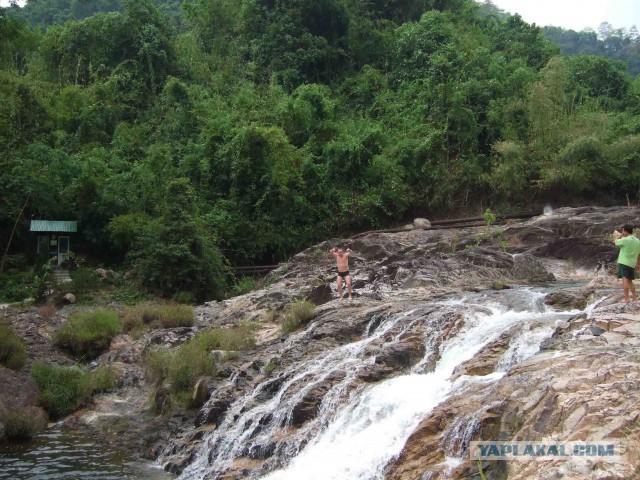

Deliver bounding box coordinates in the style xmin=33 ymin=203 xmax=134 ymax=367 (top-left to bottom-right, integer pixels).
xmin=1 ymin=0 xmax=639 ymax=300
xmin=543 ymin=24 xmax=640 ymax=78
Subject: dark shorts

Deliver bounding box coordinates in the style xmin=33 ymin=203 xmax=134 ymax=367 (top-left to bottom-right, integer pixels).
xmin=337 ymin=270 xmax=350 ymax=278
xmin=618 ymin=264 xmax=635 ymax=280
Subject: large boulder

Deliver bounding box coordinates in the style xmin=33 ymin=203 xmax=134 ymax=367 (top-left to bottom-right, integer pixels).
xmin=413 ymin=218 xmax=431 ymax=229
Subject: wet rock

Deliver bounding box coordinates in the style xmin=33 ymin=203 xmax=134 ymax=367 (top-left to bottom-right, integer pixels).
xmin=245 ymin=442 xmax=276 ymax=460
xmin=530 ymin=238 xmax=617 ymax=267
xmin=165 ymin=452 xmax=195 ymax=475
xmin=510 ymin=253 xmax=555 ymax=282
xmin=545 ymin=286 xmax=595 ymax=310
xmin=195 ymin=387 xmax=235 ymax=427
xmin=190 ymin=377 xmax=209 ymax=409
xmin=145 ymin=328 xmax=196 ymax=348
xmin=153 ymin=386 xmax=171 ymax=414
xmin=306 ymin=283 xmax=333 ymax=305
xmin=290 ymin=372 xmax=346 ymax=427
xmin=388 ymin=302 xmax=640 ymax=480
xmin=375 ymin=341 xmax=424 ymax=370
xmin=453 ymin=330 xmax=512 ymax=378
xmin=357 ymin=364 xmax=394 ymax=382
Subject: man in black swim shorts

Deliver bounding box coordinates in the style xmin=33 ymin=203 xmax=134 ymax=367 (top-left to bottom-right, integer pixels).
xmin=613 ymin=225 xmax=640 ymax=303
xmin=330 ymin=246 xmax=352 ymax=300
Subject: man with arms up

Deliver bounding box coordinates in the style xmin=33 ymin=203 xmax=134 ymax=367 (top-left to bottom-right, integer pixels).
xmin=330 ymin=246 xmax=352 ymax=300
xmin=612 ymin=225 xmax=640 ymax=303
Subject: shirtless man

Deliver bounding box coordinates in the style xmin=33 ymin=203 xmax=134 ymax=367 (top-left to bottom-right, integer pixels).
xmin=330 ymin=246 xmax=352 ymax=300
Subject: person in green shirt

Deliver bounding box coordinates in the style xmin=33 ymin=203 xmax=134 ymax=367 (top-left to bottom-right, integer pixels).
xmin=613 ymin=224 xmax=640 ymax=303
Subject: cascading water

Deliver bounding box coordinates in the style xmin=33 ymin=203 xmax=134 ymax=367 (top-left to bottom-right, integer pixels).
xmin=178 ymin=287 xmax=582 ymax=480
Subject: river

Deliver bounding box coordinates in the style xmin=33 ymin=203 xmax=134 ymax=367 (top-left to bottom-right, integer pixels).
xmin=0 ymin=426 xmax=173 ymax=480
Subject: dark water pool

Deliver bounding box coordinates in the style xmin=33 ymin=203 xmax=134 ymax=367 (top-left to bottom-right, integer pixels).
xmin=0 ymin=427 xmax=173 ymax=480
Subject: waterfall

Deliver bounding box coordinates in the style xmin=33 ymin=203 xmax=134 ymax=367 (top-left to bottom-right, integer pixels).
xmin=178 ymin=287 xmax=581 ymax=480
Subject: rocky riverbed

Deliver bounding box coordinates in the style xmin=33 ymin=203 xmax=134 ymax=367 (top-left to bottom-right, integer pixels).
xmin=2 ymin=206 xmax=640 ymax=479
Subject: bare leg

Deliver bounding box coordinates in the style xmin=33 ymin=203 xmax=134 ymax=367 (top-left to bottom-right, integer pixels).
xmin=622 ymin=278 xmax=631 ymax=303
xmin=630 ymin=279 xmax=637 ymax=302
xmin=346 ymin=276 xmax=353 ymax=300
xmin=336 ymin=276 xmax=343 ymax=299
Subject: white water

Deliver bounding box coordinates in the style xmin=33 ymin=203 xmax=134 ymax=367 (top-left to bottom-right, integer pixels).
xmin=179 ymin=288 xmax=581 ymax=480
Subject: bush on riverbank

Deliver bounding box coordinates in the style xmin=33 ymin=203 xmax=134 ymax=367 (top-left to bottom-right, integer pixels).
xmin=0 ymin=323 xmax=27 ymax=370
xmin=145 ymin=325 xmax=256 ymax=405
xmin=146 ymin=341 xmax=213 ymax=405
xmin=2 ymin=406 xmax=48 ymax=440
xmin=53 ymin=309 xmax=121 ymax=359
xmin=31 ymin=363 xmax=117 ymax=419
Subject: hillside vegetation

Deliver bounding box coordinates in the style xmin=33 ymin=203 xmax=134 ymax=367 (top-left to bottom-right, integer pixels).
xmin=1 ymin=0 xmax=639 ymax=300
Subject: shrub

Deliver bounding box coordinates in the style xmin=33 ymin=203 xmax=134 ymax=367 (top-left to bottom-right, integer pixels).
xmin=122 ymin=303 xmax=194 ymax=333
xmin=91 ymin=366 xmax=118 ymax=393
xmin=483 ymin=208 xmax=497 ymax=226
xmin=145 ymin=342 xmax=213 ymax=396
xmin=71 ymin=267 xmax=102 ymax=293
xmin=33 ymin=258 xmax=56 ymax=303
xmin=2 ymin=254 xmax=27 ymax=270
xmin=167 ymin=342 xmax=213 ymax=394
xmin=281 ymin=299 xmax=316 ymax=333
xmin=144 ymin=325 xmax=256 ymax=401
xmin=173 ymin=290 xmax=196 ymax=305
xmin=53 ymin=309 xmax=121 ymax=359
xmin=31 ymin=363 xmax=89 ymax=419
xmin=228 ymin=277 xmax=256 ymax=297
xmin=145 ymin=349 xmax=171 ymax=385
xmin=30 ymin=363 xmax=117 ymax=419
xmin=105 ymin=281 xmax=149 ymax=305
xmin=2 ymin=406 xmax=48 ymax=439
xmin=0 ymin=271 xmax=34 ymax=303
xmin=0 ymin=323 xmax=27 ymax=370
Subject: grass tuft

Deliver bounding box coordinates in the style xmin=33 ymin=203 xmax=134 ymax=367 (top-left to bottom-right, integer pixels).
xmin=53 ymin=309 xmax=121 ymax=360
xmin=196 ymin=325 xmax=257 ymax=352
xmin=228 ymin=277 xmax=256 ymax=297
xmin=122 ymin=303 xmax=194 ymax=333
xmin=2 ymin=406 xmax=48 ymax=439
xmin=0 ymin=323 xmax=27 ymax=370
xmin=145 ymin=342 xmax=213 ymax=397
xmin=30 ymin=363 xmax=117 ymax=419
xmin=281 ymin=299 xmax=316 ymax=333
xmin=145 ymin=325 xmax=256 ymax=404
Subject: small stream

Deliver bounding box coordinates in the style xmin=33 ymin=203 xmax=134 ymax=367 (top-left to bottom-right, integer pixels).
xmin=0 ymin=426 xmax=173 ymax=480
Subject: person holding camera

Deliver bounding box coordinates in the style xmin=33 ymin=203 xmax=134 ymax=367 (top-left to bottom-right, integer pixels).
xmin=612 ymin=225 xmax=640 ymax=303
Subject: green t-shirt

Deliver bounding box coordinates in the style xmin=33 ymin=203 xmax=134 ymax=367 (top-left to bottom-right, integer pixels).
xmin=615 ymin=235 xmax=640 ymax=268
